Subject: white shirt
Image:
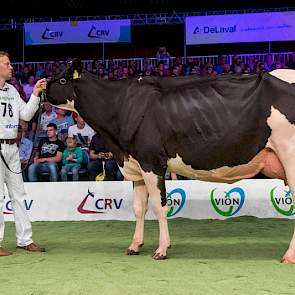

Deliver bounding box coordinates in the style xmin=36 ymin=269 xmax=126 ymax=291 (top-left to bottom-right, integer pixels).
xmin=68 ymin=124 xmax=95 ymax=143
xmin=40 ymin=111 xmax=57 ymax=131
xmin=0 ymin=82 xmax=40 ymax=139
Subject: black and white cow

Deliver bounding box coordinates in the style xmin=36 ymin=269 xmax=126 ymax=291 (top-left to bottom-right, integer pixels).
xmin=46 ymin=59 xmax=295 ymax=262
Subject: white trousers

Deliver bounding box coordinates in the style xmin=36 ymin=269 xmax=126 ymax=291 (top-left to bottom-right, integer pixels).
xmin=0 ymin=143 xmax=33 ymax=247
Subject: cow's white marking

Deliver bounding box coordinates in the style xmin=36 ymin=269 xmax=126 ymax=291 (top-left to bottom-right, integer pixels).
xmin=269 ymin=69 xmax=295 ymax=84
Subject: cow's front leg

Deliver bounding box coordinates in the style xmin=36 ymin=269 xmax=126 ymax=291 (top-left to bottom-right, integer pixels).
xmin=126 ymin=180 xmax=148 ymax=255
xmin=143 ymin=172 xmax=170 ymax=260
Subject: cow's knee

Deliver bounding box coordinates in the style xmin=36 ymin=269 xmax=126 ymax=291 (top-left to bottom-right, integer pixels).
xmin=133 ymin=202 xmax=147 ymax=219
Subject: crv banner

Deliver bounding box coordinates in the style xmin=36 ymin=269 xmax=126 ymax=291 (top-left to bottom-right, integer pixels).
xmin=24 ymin=20 xmax=131 ymax=45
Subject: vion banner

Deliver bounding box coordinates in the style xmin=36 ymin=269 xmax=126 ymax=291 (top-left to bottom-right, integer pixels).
xmin=185 ymin=11 xmax=295 ymax=45
xmin=24 ymin=20 xmax=131 ymax=45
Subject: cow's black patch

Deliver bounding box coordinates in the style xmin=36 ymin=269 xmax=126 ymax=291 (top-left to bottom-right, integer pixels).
xmin=46 ymin=70 xmax=295 ymax=176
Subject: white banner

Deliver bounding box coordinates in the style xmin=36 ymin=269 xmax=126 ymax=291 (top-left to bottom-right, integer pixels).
xmin=185 ymin=11 xmax=295 ymax=45
xmin=24 ymin=20 xmax=131 ymax=45
xmin=3 ymin=180 xmax=295 ymax=221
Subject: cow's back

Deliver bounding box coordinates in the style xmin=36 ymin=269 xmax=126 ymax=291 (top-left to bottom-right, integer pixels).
xmin=147 ymin=74 xmax=272 ymax=170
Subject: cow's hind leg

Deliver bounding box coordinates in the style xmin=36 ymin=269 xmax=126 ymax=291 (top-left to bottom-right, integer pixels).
xmin=142 ymin=171 xmax=170 ymax=260
xmin=126 ymin=180 xmax=148 ymax=255
xmin=267 ymin=107 xmax=295 ymax=264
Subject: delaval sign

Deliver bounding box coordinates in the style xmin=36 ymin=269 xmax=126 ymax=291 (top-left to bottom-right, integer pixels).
xmin=24 ymin=20 xmax=131 ymax=45
xmin=185 ymin=11 xmax=295 ymax=45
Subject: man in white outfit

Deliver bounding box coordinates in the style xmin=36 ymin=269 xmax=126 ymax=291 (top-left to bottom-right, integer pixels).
xmin=0 ymin=51 xmax=46 ymax=256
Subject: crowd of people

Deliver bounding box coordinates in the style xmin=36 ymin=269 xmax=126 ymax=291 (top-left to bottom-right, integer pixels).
xmin=10 ymin=50 xmax=295 ymax=182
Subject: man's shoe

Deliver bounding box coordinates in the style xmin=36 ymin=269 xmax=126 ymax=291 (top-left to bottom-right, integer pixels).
xmin=17 ymin=242 xmax=46 ymax=252
xmin=0 ymin=247 xmax=12 ymax=256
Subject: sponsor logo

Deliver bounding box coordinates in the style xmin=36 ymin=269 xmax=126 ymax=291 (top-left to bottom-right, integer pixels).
xmin=42 ymin=27 xmax=63 ymax=40
xmin=210 ymin=187 xmax=245 ymax=217
xmin=193 ymin=25 xmax=236 ymax=34
xmin=4 ymin=196 xmax=33 ymax=214
xmin=270 ymin=187 xmax=295 ymax=216
xmin=167 ymin=188 xmax=186 ymax=218
xmin=77 ymin=189 xmax=123 ymax=214
xmin=88 ymin=26 xmax=110 ymax=39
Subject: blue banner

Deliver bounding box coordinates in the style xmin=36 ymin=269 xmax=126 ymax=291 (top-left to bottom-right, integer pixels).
xmin=186 ymin=11 xmax=295 ymax=45
xmin=24 ymin=20 xmax=131 ymax=45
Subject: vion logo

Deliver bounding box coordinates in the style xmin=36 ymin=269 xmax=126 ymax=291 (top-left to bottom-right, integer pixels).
xmin=167 ymin=188 xmax=186 ymax=218
xmin=77 ymin=189 xmax=123 ymax=214
xmin=270 ymin=187 xmax=295 ymax=216
xmin=88 ymin=26 xmax=110 ymax=38
xmin=42 ymin=27 xmax=63 ymax=40
xmin=210 ymin=187 xmax=245 ymax=217
xmin=4 ymin=196 xmax=33 ymax=214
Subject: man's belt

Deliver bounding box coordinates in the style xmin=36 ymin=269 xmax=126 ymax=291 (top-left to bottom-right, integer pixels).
xmin=0 ymin=139 xmax=17 ymax=145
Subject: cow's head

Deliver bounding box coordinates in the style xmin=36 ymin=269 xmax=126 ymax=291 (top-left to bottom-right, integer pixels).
xmin=46 ymin=58 xmax=83 ymax=112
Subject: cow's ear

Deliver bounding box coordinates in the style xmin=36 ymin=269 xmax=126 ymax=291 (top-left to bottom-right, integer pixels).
xmin=70 ymin=58 xmax=83 ymax=79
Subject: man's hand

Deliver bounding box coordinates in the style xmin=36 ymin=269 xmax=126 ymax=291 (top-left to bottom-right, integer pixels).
xmin=104 ymin=152 xmax=113 ymax=160
xmin=97 ymin=152 xmax=105 ymax=160
xmin=33 ymin=78 xmax=47 ymax=97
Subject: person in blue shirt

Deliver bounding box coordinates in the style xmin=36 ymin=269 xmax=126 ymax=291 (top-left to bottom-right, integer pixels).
xmin=16 ymin=125 xmax=32 ymax=181
xmin=49 ymin=107 xmax=74 ymax=142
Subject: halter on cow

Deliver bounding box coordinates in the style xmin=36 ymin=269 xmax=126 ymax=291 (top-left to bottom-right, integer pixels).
xmin=46 ymin=59 xmax=295 ymax=262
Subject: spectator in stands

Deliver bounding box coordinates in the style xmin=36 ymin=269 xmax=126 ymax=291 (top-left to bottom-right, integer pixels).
xmin=156 ymin=46 xmax=170 ymax=67
xmin=60 ymin=137 xmax=83 ymax=181
xmin=35 ymin=63 xmax=45 ymax=79
xmin=68 ymin=114 xmax=95 ymax=150
xmin=202 ymin=63 xmax=217 ymax=77
xmin=28 ymin=123 xmax=65 ymax=182
xmin=256 ymin=62 xmax=266 ymax=73
xmin=214 ymin=55 xmax=226 ymax=75
xmin=20 ymin=65 xmax=30 ymax=84
xmin=39 ymin=102 xmax=57 ymax=132
xmin=49 ymin=107 xmax=74 ymax=142
xmin=23 ymin=75 xmax=35 ymax=102
xmin=264 ymin=54 xmax=274 ymax=71
xmin=190 ymin=66 xmax=201 ymax=75
xmin=274 ymin=54 xmax=286 ymax=69
xmin=143 ymin=58 xmax=154 ymax=73
xmin=10 ymin=77 xmax=26 ymax=101
xmin=88 ymin=133 xmax=123 ymax=181
xmin=16 ymin=125 xmax=33 ymax=182
xmin=288 ymin=53 xmax=295 ymax=70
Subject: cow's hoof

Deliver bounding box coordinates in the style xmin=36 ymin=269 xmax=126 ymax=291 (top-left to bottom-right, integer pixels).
xmin=152 ymin=252 xmax=167 ymax=260
xmin=126 ymin=248 xmax=140 ymax=255
xmin=125 ymin=243 xmax=144 ymax=256
xmin=281 ymin=257 xmax=295 ymax=264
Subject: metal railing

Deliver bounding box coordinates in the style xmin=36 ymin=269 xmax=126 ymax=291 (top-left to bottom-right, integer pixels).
xmin=12 ymin=52 xmax=295 ymax=73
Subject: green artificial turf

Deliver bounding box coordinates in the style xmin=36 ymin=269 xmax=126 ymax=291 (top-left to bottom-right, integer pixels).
xmin=1 ymin=217 xmax=295 ymax=295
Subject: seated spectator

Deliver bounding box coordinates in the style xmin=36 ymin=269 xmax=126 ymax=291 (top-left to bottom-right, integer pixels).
xmin=201 ymin=63 xmax=217 ymax=77
xmin=35 ymin=63 xmax=45 ymax=79
xmin=39 ymin=102 xmax=56 ymax=136
xmin=49 ymin=107 xmax=74 ymax=142
xmin=68 ymin=115 xmax=95 ymax=150
xmin=88 ymin=133 xmax=123 ymax=181
xmin=16 ymin=125 xmax=33 ymax=182
xmin=214 ymin=55 xmax=226 ymax=75
xmin=28 ymin=123 xmax=65 ymax=182
xmin=60 ymin=137 xmax=83 ymax=182
xmin=288 ymin=53 xmax=295 ymax=70
xmin=23 ymin=75 xmax=35 ymax=102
